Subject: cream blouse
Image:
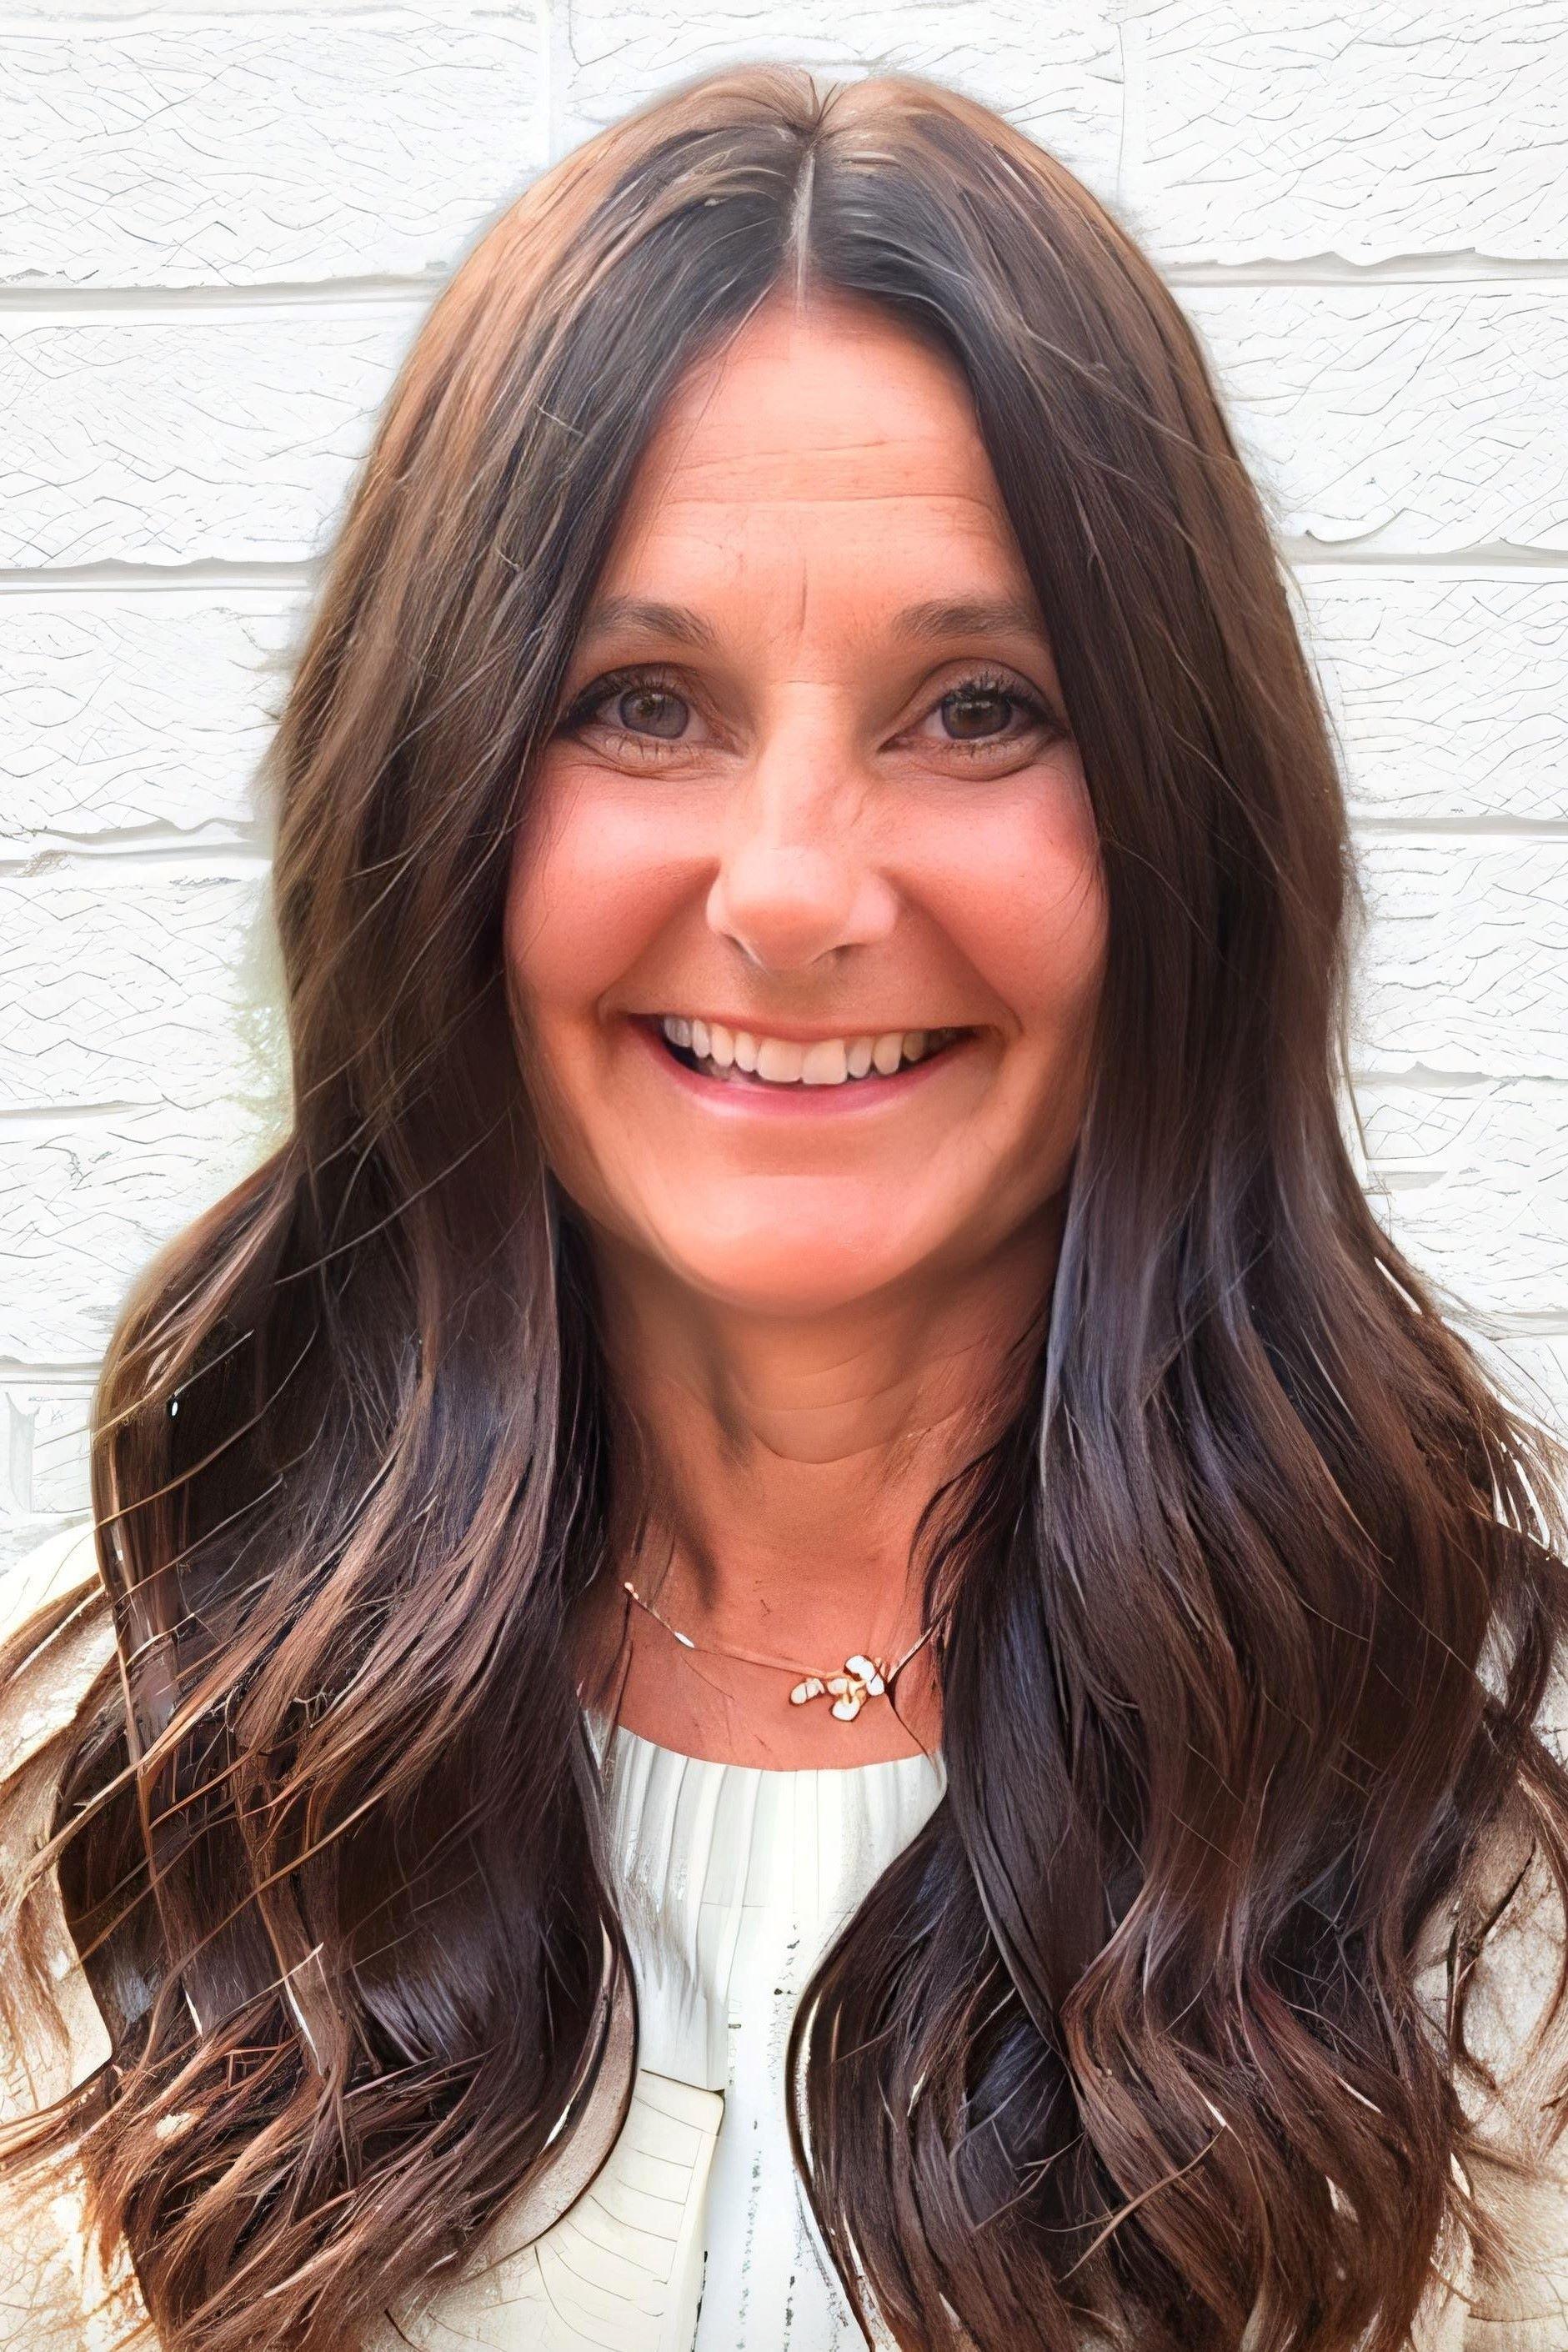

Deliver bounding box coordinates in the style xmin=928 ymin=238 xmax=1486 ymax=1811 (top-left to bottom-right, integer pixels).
xmin=2 ymin=1522 xmax=1565 ymax=2352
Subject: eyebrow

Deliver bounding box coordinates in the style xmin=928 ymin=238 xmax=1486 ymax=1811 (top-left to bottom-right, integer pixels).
xmin=574 ymin=592 xmax=1046 ymax=652
xmin=890 ymin=595 xmax=1044 ymax=644
xmin=576 ymin=596 xmax=720 ymax=650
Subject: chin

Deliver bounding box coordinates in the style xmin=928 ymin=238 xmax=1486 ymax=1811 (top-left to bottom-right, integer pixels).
xmin=657 ymin=1221 xmax=931 ymax=1316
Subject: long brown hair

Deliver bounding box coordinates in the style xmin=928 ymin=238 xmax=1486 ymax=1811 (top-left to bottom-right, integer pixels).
xmin=2 ymin=63 xmax=1565 ymax=2352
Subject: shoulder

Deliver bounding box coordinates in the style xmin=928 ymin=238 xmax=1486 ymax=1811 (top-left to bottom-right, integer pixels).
xmin=1413 ymin=1643 xmax=1567 ymax=2081
xmin=1451 ymin=1845 xmax=1568 ymax=2346
xmin=0 ymin=1517 xmax=121 ymax=2121
xmin=0 ymin=1520 xmax=118 ymax=1786
xmin=1411 ymin=1668 xmax=1568 ymax=2347
xmin=0 ymin=1526 xmax=145 ymax=2348
xmin=0 ymin=1518 xmax=103 ymax=1630
xmin=0 ymin=1520 xmax=111 ymax=1680
xmin=0 ymin=1517 xmax=120 ymax=2012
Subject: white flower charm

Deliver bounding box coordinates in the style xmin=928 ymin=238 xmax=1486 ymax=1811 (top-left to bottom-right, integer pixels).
xmin=621 ymin=1576 xmax=935 ymax=1723
xmin=793 ymin=1653 xmax=888 ymax=1720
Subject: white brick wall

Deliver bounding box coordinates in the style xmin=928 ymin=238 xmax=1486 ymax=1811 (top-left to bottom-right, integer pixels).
xmin=3 ymin=3 xmax=1565 ymax=1565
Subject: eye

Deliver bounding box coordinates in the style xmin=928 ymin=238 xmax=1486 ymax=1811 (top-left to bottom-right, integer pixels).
xmin=939 ymin=683 xmax=1021 ymax=741
xmin=909 ymin=669 xmax=1064 ymax=760
xmin=565 ymin=669 xmax=692 ymax=736
xmin=556 ymin=665 xmax=710 ymax=765
xmin=604 ymin=683 xmax=689 ymax=740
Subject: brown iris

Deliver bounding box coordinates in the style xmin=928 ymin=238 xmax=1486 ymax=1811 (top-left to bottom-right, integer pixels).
xmin=940 ymin=685 xmax=1014 ymax=739
xmin=617 ymin=685 xmax=688 ymax=738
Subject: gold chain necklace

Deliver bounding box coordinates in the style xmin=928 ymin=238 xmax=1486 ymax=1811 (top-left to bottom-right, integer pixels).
xmin=621 ymin=1578 xmax=942 ymax=1723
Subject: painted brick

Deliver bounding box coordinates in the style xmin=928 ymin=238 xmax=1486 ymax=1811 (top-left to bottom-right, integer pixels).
xmin=1303 ymin=576 xmax=1568 ymax=825
xmin=1358 ymin=1080 xmax=1568 ymax=1321
xmin=1356 ymin=840 xmax=1568 ymax=1082
xmin=0 ymin=1105 xmax=275 ymax=1362
xmin=1185 ymin=283 xmax=1568 ymax=554
xmin=0 ymin=867 xmax=285 ymax=1113
xmin=0 ymin=8 xmax=544 ymax=288
xmin=1484 ymin=1338 xmax=1568 ymax=1446
xmin=558 ymin=0 xmax=1121 ymax=170
xmin=0 ymin=1387 xmax=93 ymax=1522
xmin=2 ymin=590 xmax=302 ymax=843
xmin=0 ymin=303 xmax=423 ymax=569
xmin=1122 ymin=2 xmax=1568 ymax=265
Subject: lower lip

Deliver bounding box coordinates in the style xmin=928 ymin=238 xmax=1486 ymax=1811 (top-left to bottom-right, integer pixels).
xmin=629 ymin=1018 xmax=978 ymax=1115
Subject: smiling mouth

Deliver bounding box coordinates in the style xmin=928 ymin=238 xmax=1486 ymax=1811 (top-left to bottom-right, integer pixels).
xmin=649 ymin=1014 xmax=974 ymax=1090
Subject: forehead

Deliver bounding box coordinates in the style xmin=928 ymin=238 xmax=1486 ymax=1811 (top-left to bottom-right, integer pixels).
xmin=598 ymin=290 xmax=1037 ymax=609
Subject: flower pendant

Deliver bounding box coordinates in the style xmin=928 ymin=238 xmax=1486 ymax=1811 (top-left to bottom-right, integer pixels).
xmin=790 ymin=1652 xmax=886 ymax=1721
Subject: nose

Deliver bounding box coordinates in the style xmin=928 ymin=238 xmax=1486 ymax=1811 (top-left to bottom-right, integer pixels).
xmin=704 ymin=734 xmax=898 ymax=973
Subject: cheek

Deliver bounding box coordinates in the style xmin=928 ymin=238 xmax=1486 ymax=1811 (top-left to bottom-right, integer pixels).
xmin=503 ymin=762 xmax=681 ymax=1027
xmin=923 ymin=769 xmax=1107 ymax=1053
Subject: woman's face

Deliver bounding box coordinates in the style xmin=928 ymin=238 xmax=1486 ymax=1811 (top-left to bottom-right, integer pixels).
xmin=504 ymin=289 xmax=1107 ymax=1314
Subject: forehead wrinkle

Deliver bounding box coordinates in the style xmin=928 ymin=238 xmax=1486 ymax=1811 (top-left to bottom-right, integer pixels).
xmin=583 ymin=572 xmax=1049 ymax=671
xmin=634 ymin=491 xmax=1020 ymax=525
xmin=664 ymin=430 xmax=961 ymax=468
xmin=787 ymin=547 xmax=809 ymax=650
xmin=654 ymin=448 xmax=992 ymax=497
xmin=647 ymin=422 xmax=1000 ymax=503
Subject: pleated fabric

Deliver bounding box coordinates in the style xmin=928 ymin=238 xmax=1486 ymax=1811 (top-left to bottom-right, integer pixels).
xmin=397 ymin=1720 xmax=948 ymax=2352
xmin=391 ymin=2066 xmax=724 ymax=2352
xmin=597 ymin=1723 xmax=949 ymax=2350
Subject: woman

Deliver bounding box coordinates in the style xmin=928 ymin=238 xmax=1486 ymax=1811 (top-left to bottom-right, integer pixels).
xmin=0 ymin=60 xmax=1565 ymax=2352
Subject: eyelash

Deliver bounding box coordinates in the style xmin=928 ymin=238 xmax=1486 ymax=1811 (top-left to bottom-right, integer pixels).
xmin=558 ymin=664 xmax=1063 ymax=765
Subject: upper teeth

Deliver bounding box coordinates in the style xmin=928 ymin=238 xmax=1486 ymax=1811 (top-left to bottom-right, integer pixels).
xmin=659 ymin=1016 xmax=959 ymax=1085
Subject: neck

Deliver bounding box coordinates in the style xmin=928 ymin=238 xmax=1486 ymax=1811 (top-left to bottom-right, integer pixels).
xmin=586 ymin=1197 xmax=1061 ymax=1676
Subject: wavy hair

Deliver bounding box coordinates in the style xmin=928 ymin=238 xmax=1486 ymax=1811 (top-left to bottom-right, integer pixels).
xmin=2 ymin=62 xmax=1565 ymax=2352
